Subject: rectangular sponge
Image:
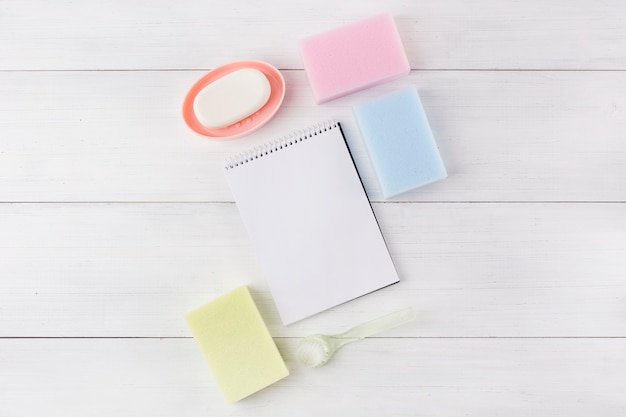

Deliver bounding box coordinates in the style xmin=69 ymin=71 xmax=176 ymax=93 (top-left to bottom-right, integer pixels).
xmin=299 ymin=13 xmax=410 ymax=104
xmin=184 ymin=286 xmax=289 ymax=403
xmin=353 ymin=86 xmax=447 ymax=199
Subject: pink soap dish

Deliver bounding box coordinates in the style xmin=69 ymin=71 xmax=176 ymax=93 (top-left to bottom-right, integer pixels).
xmin=183 ymin=60 xmax=286 ymax=139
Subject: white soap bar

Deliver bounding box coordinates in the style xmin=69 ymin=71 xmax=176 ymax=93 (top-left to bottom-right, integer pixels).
xmin=193 ymin=68 xmax=271 ymax=129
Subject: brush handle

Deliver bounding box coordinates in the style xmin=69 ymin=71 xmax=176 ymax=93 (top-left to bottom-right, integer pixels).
xmin=338 ymin=307 xmax=416 ymax=340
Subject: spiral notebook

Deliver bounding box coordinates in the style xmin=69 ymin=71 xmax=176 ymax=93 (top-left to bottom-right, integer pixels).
xmin=224 ymin=121 xmax=399 ymax=325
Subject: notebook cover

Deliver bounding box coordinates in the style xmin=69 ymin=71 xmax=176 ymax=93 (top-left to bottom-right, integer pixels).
xmin=224 ymin=121 xmax=399 ymax=324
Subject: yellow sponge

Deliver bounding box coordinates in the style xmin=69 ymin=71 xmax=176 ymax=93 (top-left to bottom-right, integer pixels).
xmin=184 ymin=286 xmax=289 ymax=403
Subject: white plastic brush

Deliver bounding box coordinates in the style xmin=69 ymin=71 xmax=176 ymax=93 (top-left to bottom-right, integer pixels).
xmin=296 ymin=307 xmax=416 ymax=367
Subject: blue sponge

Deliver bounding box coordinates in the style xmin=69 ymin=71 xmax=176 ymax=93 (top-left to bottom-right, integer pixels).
xmin=353 ymin=86 xmax=447 ymax=199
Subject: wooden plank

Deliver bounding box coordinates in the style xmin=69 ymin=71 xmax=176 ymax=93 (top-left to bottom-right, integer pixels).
xmin=2 ymin=0 xmax=626 ymax=70
xmin=1 ymin=70 xmax=625 ymax=202
xmin=1 ymin=337 xmax=624 ymax=416
xmin=1 ymin=202 xmax=624 ymax=338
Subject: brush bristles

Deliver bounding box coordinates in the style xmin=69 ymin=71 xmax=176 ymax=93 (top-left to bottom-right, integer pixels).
xmin=296 ymin=337 xmax=330 ymax=367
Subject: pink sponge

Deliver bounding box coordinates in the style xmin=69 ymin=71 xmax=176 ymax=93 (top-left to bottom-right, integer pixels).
xmin=298 ymin=13 xmax=410 ymax=104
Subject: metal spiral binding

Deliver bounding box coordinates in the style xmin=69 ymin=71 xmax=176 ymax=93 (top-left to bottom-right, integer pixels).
xmin=224 ymin=120 xmax=338 ymax=170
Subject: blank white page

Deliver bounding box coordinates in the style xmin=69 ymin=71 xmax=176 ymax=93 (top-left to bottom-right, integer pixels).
xmin=224 ymin=121 xmax=399 ymax=325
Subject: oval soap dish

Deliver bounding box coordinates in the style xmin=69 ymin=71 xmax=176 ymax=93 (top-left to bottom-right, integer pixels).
xmin=182 ymin=60 xmax=286 ymax=139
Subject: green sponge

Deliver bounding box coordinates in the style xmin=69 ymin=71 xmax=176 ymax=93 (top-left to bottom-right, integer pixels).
xmin=185 ymin=286 xmax=289 ymax=403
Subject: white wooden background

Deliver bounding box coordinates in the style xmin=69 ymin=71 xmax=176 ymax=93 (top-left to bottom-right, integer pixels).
xmin=1 ymin=0 xmax=625 ymax=415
